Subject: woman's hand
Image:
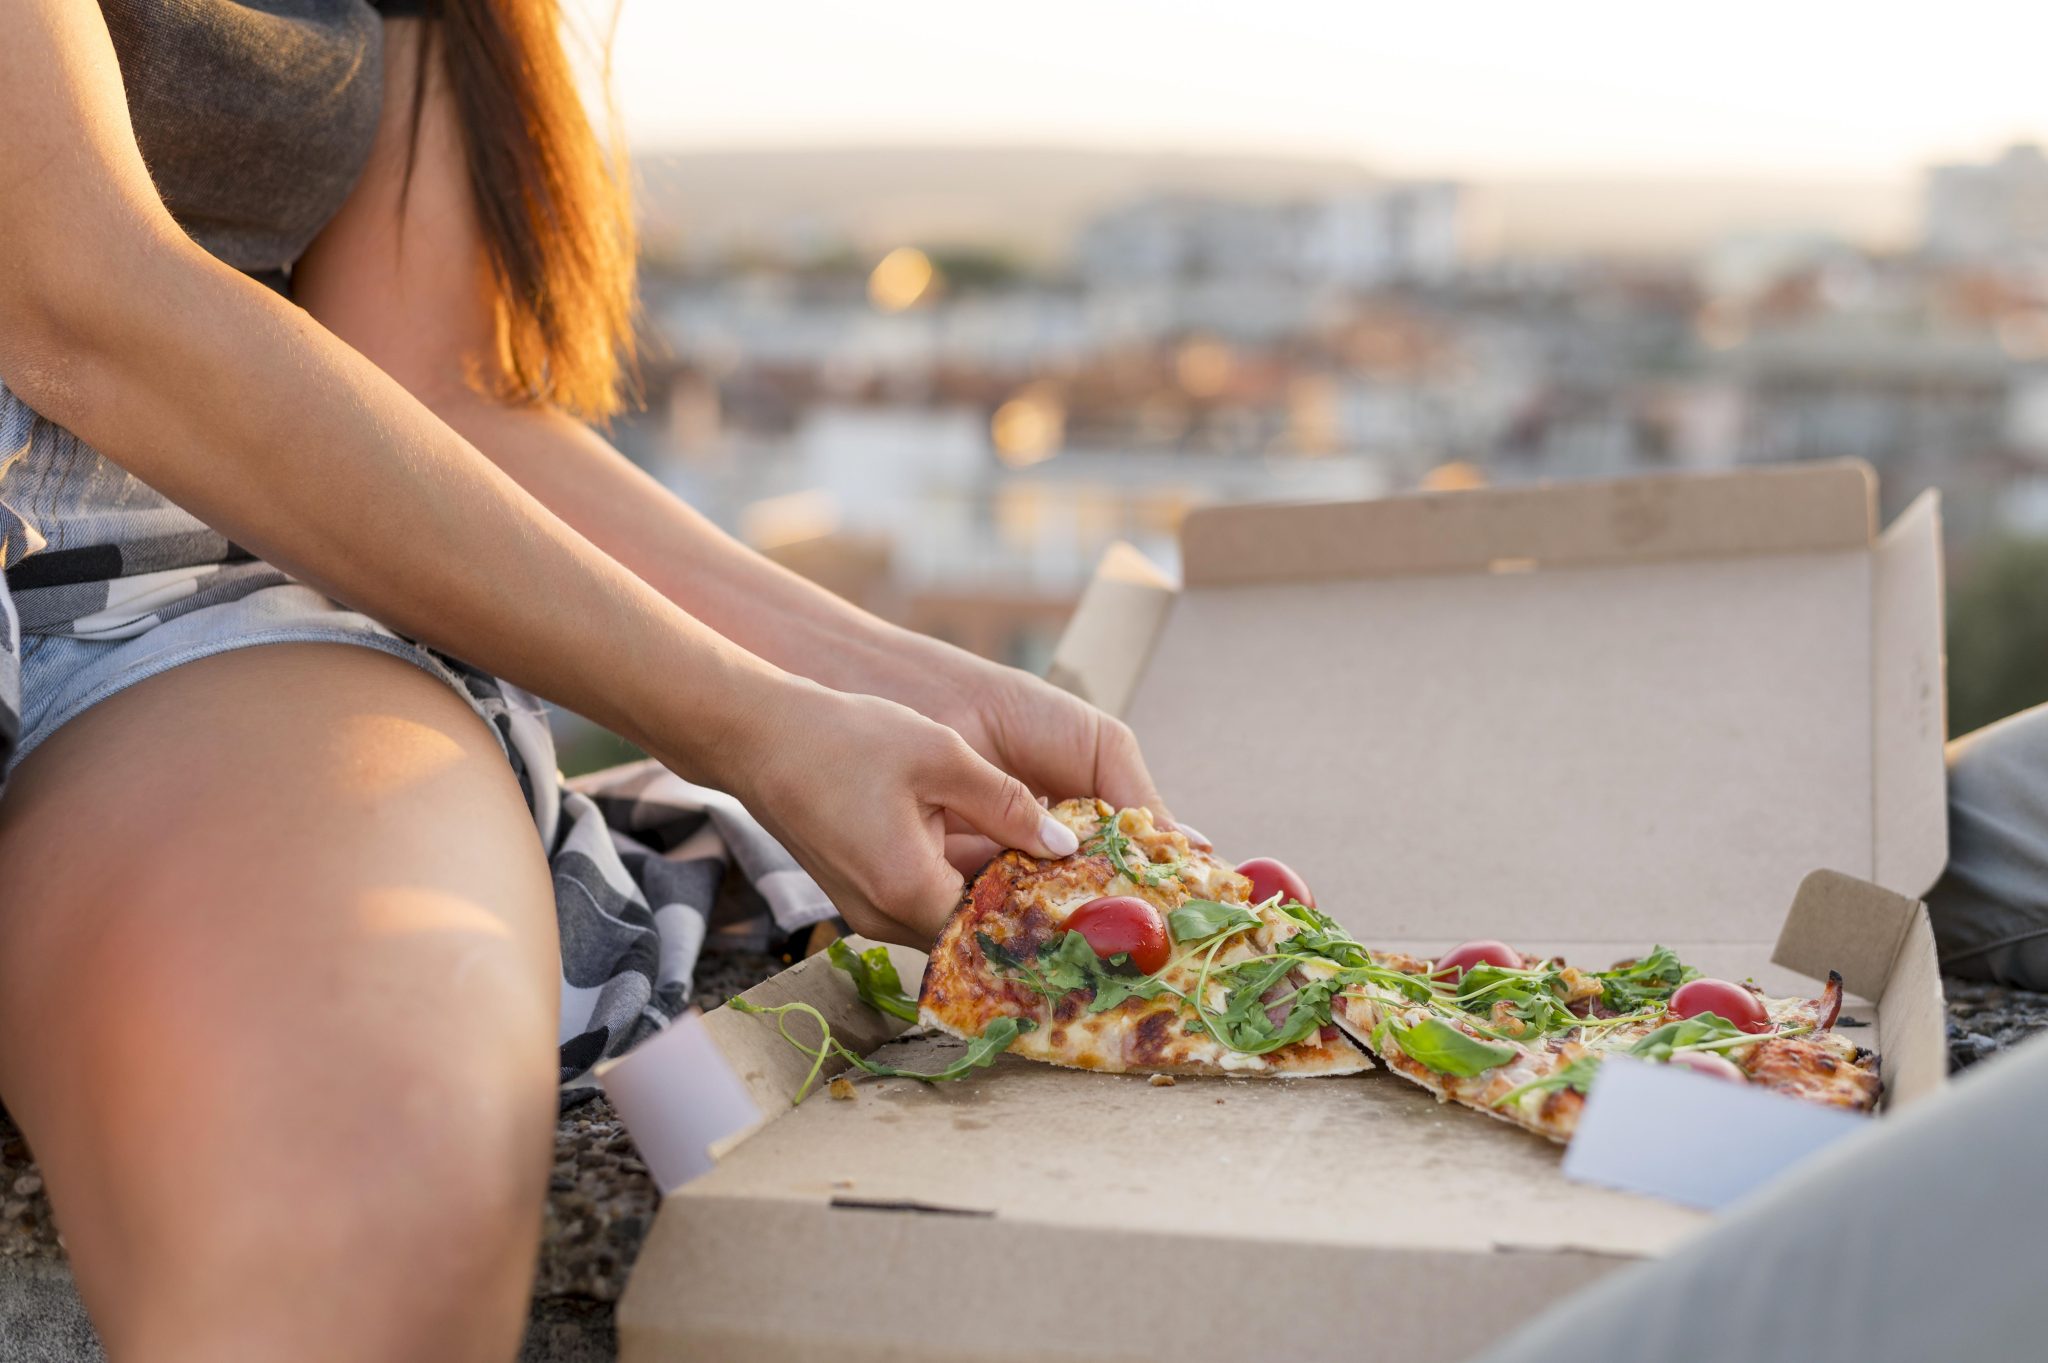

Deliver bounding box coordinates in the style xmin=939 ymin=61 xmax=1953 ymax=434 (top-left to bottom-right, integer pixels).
xmin=859 ymin=632 xmax=1194 ymax=871
xmin=714 ymin=677 xmax=1087 ymax=946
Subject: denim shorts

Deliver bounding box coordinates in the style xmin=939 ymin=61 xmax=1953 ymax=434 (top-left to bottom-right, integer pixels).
xmin=13 ymin=582 xmax=489 ymax=777
xmin=0 ymin=379 xmax=489 ymax=782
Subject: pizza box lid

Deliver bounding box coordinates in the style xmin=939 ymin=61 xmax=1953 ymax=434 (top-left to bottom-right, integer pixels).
xmin=608 ymin=460 xmax=1951 ymax=1362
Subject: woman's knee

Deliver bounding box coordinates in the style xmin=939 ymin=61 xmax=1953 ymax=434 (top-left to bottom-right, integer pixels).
xmin=37 ymin=931 xmax=557 ymax=1363
xmin=0 ymin=643 xmax=562 ymax=1359
xmin=1932 ymin=703 xmax=2048 ymax=988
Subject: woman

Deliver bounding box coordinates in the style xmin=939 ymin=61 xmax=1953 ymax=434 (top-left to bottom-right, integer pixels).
xmin=0 ymin=2 xmax=1175 ymax=1357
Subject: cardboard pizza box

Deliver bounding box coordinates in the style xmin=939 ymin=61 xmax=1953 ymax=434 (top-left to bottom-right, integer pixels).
xmin=607 ymin=460 xmax=1949 ymax=1363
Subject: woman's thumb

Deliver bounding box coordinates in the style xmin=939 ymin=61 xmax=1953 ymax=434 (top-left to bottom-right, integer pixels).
xmin=935 ymin=743 xmax=1079 ymax=860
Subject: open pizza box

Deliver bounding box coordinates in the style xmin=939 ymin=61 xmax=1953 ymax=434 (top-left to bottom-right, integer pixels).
xmin=606 ymin=460 xmax=1949 ymax=1363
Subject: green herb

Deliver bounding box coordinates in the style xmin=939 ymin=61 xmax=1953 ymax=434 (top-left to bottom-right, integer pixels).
xmin=1442 ymin=964 xmax=1582 ymax=1038
xmin=1493 ymin=1053 xmax=1603 ymax=1109
xmin=1595 ymin=946 xmax=1698 ymax=1012
xmin=1168 ymin=900 xmax=1259 ymax=942
xmin=1626 ymin=1013 xmax=1745 ymax=1061
xmin=1210 ymin=969 xmax=1345 ymax=1055
xmin=1387 ymin=1016 xmax=1519 ymax=1077
xmin=826 ymin=939 xmax=919 ymax=1023
xmin=728 ymin=997 xmax=1031 ymax=1104
xmin=979 ymin=929 xmax=1172 ymax=1016
xmin=854 ymin=1018 xmax=1031 ymax=1083
xmin=1085 ymin=816 xmax=1186 ymax=888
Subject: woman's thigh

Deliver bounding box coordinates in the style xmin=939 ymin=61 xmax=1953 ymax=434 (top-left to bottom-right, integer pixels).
xmin=0 ymin=643 xmax=560 ymax=1362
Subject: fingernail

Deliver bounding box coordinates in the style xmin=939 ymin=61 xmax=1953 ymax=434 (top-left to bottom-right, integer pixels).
xmin=1178 ymin=823 xmax=1212 ymax=850
xmin=1040 ymin=814 xmax=1080 ymax=858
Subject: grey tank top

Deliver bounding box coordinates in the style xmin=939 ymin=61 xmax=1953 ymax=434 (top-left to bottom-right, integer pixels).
xmin=98 ymin=0 xmax=398 ymax=279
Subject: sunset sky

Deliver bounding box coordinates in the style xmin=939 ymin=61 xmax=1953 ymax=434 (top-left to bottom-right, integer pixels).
xmin=576 ymin=0 xmax=2046 ymax=178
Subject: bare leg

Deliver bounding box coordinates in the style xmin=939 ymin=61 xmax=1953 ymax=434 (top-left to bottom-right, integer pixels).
xmin=0 ymin=644 xmax=561 ymax=1363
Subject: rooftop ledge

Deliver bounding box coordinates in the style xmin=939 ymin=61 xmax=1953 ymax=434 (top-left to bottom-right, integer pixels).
xmin=5 ymin=971 xmax=2047 ymax=1362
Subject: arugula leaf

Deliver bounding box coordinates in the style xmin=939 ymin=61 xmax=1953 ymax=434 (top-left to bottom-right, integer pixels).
xmin=827 ymin=939 xmax=919 ymax=1023
xmin=1493 ymin=1052 xmax=1603 ymax=1109
xmin=729 ymin=997 xmax=1033 ymax=1103
xmin=1596 ymin=946 xmax=1698 ymax=1012
xmin=1168 ymin=899 xmax=1259 ymax=942
xmin=976 ymin=931 xmax=1027 ymax=973
xmin=1449 ymin=964 xmax=1578 ymax=1037
xmin=1453 ymin=963 xmax=1539 ymax=999
xmin=979 ymin=929 xmax=1170 ymax=1016
xmin=1085 ymin=816 xmax=1186 ymax=888
xmin=1386 ymin=1017 xmax=1519 ymax=1077
xmin=852 ymin=1017 xmax=1032 ymax=1083
xmin=1225 ymin=973 xmax=1343 ymax=1054
xmin=1627 ymin=1013 xmax=1744 ymax=1061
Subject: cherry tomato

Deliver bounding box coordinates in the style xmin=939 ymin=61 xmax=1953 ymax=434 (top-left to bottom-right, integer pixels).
xmin=1666 ymin=1050 xmax=1746 ymax=1083
xmin=1432 ymin=939 xmax=1524 ymax=979
xmin=1065 ymin=896 xmax=1170 ymax=974
xmin=1670 ymin=978 xmax=1772 ymax=1034
xmin=1237 ymin=857 xmax=1315 ymax=909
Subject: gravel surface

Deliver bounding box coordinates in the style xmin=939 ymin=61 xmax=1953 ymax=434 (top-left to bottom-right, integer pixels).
xmin=1944 ymin=977 xmax=2048 ymax=1071
xmin=5 ymin=963 xmax=2046 ymax=1353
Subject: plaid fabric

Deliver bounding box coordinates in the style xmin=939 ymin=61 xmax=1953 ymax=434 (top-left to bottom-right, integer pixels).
xmin=0 ymin=381 xmax=837 ymax=1102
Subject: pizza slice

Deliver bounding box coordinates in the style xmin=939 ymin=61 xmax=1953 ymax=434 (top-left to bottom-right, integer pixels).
xmin=1324 ymin=941 xmax=1883 ymax=1143
xmin=918 ymin=799 xmax=1368 ymax=1076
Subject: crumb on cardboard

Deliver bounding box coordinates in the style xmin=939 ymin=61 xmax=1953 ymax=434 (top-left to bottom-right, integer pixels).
xmin=828 ymin=1076 xmax=857 ymax=1101
xmin=1147 ymin=1073 xmax=1176 ymax=1087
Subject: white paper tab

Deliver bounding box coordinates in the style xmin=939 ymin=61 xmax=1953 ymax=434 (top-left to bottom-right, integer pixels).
xmin=596 ymin=1009 xmax=764 ymax=1193
xmin=1562 ymin=1055 xmax=1868 ymax=1210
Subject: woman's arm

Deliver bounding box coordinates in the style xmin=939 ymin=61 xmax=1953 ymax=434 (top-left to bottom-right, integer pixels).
xmin=0 ymin=0 xmax=1077 ymax=942
xmin=293 ymin=17 xmax=1174 ymax=834
xmin=294 ymin=22 xmax=923 ymax=696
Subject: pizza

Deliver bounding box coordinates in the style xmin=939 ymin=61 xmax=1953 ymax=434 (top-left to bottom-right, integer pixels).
xmin=918 ymin=799 xmax=1367 ymax=1076
xmin=1323 ymin=942 xmax=1882 ymax=1144
xmin=914 ymin=800 xmax=1882 ymax=1138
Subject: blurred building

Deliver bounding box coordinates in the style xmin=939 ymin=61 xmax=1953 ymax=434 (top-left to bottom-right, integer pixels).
xmin=595 ymin=140 xmax=2048 ymax=683
xmin=1076 ymin=184 xmax=1466 ymax=292
xmin=1924 ymin=143 xmax=2048 ymax=265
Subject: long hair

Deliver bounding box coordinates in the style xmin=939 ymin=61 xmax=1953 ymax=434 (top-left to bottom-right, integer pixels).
xmin=412 ymin=0 xmax=637 ymax=421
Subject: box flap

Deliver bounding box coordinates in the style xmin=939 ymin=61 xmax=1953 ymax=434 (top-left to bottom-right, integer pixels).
xmin=696 ymin=943 xmax=924 ymax=1114
xmin=1127 ymin=545 xmax=1878 ymax=950
xmin=1105 ymin=461 xmax=1947 ymax=955
xmin=1771 ymin=869 xmax=1916 ymax=1001
xmin=1872 ymin=901 xmax=1948 ymax=1107
xmin=1181 ymin=461 xmax=1874 ymax=587
xmin=1871 ymin=490 xmax=1948 ymax=898
xmin=1771 ymin=868 xmax=1947 ymax=1109
xmin=1045 ymin=541 xmax=1176 ymax=716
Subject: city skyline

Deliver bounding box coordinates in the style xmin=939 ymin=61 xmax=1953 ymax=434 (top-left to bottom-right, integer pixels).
xmin=574 ymin=0 xmax=2045 ymax=180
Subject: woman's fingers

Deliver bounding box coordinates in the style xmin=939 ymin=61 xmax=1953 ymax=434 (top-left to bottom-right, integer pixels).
xmin=929 ymin=736 xmax=1079 ymax=860
xmin=1089 ymin=713 xmax=1178 ymax=830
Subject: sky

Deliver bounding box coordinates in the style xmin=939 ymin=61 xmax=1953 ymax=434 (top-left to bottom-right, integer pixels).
xmin=571 ymin=0 xmax=2046 ymax=179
